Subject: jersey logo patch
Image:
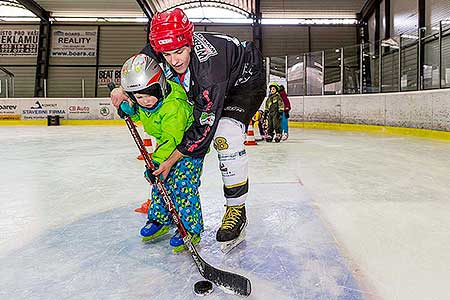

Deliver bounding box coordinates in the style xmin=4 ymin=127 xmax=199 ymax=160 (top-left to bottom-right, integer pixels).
xmin=199 ymin=111 xmax=215 ymax=126
xmin=224 ymin=106 xmax=245 ymax=113
xmin=193 ymin=33 xmax=218 ymax=63
xmin=214 ymin=137 xmax=229 ymax=151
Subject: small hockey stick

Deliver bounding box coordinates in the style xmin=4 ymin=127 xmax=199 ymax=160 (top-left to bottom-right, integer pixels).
xmin=108 ymin=83 xmax=251 ymax=297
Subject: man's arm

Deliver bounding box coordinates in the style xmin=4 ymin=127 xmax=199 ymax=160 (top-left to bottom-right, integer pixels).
xmin=152 ymin=148 xmax=184 ymax=179
xmin=176 ymin=82 xmax=228 ymax=158
xmin=110 ymin=86 xmax=127 ymax=108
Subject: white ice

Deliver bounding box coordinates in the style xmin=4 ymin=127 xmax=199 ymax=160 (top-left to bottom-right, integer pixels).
xmin=0 ymin=126 xmax=449 ymax=300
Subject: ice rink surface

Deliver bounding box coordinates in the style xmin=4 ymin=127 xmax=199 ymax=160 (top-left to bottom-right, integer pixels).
xmin=0 ymin=126 xmax=449 ymax=300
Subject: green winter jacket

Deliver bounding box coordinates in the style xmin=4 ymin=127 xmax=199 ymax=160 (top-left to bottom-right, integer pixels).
xmin=265 ymin=92 xmax=284 ymax=115
xmin=131 ymin=80 xmax=193 ymax=164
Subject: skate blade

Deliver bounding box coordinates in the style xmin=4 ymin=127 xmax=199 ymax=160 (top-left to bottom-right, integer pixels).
xmin=220 ymin=230 xmax=246 ymax=254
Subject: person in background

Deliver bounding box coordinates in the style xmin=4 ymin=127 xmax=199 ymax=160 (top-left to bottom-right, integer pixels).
xmin=251 ymin=109 xmax=264 ymax=141
xmin=264 ymin=83 xmax=284 ymax=143
xmin=278 ymin=85 xmax=291 ymax=141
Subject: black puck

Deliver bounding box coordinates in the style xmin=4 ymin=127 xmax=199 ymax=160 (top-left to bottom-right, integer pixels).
xmin=193 ymin=280 xmax=213 ymax=296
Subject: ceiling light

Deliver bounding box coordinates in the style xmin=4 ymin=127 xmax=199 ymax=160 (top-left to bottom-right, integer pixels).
xmin=261 ymin=18 xmax=357 ymax=25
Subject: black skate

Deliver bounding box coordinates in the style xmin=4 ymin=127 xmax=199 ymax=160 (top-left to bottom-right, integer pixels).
xmin=265 ymin=135 xmax=273 ymax=142
xmin=216 ymin=204 xmax=248 ymax=253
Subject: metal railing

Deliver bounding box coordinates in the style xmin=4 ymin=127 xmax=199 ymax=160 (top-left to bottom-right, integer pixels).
xmin=269 ymin=19 xmax=450 ymax=96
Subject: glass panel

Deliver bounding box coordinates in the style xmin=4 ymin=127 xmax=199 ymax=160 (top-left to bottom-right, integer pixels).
xmin=401 ymin=34 xmax=418 ymax=91
xmin=343 ymin=45 xmax=359 ymax=94
xmin=423 ymin=39 xmax=440 ymax=89
xmin=271 ymin=18 xmax=450 ymax=96
xmin=381 ymin=38 xmax=400 ymax=92
xmin=287 ymin=55 xmax=304 ymax=96
xmin=324 ymin=48 xmax=341 ymax=95
xmin=441 ymin=21 xmax=450 ymax=87
xmin=269 ymin=56 xmax=286 ymax=93
xmin=306 ymin=51 xmax=323 ymax=96
xmin=363 ymin=42 xmax=380 ymax=93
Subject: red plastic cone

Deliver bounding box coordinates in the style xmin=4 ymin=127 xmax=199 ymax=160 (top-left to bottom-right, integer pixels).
xmin=244 ymin=121 xmax=257 ymax=146
xmin=134 ymin=199 xmax=151 ymax=214
xmin=137 ymin=134 xmax=154 ymax=160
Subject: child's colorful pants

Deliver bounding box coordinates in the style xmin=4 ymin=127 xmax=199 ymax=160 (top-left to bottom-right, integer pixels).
xmin=147 ymin=157 xmax=204 ymax=235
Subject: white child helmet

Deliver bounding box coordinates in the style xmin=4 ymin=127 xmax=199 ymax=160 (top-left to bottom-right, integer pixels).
xmin=120 ymin=53 xmax=168 ymax=99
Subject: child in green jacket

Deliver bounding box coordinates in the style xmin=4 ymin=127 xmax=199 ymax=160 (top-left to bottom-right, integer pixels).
xmin=117 ymin=53 xmax=203 ymax=252
xmin=264 ymin=82 xmax=285 ymax=143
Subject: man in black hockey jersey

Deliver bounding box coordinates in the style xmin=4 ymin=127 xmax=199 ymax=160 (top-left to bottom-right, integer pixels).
xmin=111 ymin=8 xmax=266 ymax=252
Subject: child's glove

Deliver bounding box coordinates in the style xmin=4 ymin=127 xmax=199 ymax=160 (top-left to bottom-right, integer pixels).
xmin=143 ymin=167 xmax=157 ymax=184
xmin=285 ymin=111 xmax=290 ymax=119
xmin=117 ymin=101 xmax=136 ymax=119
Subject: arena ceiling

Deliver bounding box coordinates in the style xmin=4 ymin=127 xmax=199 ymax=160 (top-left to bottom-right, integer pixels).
xmin=2 ymin=0 xmax=365 ymax=21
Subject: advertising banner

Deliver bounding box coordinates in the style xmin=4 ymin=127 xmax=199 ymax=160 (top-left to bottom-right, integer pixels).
xmin=0 ymin=29 xmax=39 ymax=56
xmin=67 ymin=99 xmax=115 ymax=120
xmin=21 ymin=99 xmax=67 ymax=120
xmin=99 ymin=101 xmax=116 ymax=120
xmin=97 ymin=69 xmax=121 ymax=88
xmin=0 ymin=100 xmax=21 ymax=120
xmin=51 ymin=29 xmax=97 ymax=57
xmin=0 ymin=98 xmax=120 ymax=121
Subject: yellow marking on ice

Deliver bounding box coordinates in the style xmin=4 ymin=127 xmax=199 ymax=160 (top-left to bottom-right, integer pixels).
xmin=289 ymin=122 xmax=450 ymax=141
xmin=0 ymin=120 xmax=130 ymax=126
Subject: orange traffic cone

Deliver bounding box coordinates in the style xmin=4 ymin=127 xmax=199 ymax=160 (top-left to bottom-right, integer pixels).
xmin=134 ymin=199 xmax=151 ymax=214
xmin=244 ymin=121 xmax=257 ymax=146
xmin=137 ymin=133 xmax=154 ymax=160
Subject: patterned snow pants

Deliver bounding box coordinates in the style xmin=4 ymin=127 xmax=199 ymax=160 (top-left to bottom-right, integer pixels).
xmin=147 ymin=157 xmax=204 ymax=235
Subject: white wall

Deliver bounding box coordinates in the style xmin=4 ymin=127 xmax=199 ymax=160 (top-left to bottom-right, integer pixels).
xmin=1 ymin=89 xmax=450 ymax=132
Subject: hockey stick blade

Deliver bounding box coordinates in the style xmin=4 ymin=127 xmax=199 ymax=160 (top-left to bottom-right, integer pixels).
xmin=184 ymin=238 xmax=251 ymax=296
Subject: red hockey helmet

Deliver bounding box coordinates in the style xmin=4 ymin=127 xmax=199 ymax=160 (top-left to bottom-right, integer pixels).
xmin=149 ymin=8 xmax=194 ymax=53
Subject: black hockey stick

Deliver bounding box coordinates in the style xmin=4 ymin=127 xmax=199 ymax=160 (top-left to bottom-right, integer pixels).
xmin=108 ymin=83 xmax=251 ymax=297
